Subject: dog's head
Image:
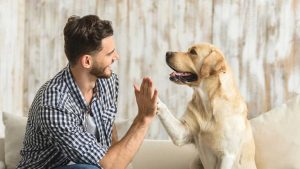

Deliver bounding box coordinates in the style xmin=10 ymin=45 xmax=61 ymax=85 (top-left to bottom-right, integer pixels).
xmin=166 ymin=43 xmax=226 ymax=86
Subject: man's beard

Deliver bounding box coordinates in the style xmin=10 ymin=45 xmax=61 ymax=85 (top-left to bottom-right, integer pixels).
xmin=90 ymin=63 xmax=112 ymax=78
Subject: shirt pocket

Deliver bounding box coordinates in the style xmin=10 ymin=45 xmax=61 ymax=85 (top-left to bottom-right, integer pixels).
xmin=102 ymin=106 xmax=117 ymax=123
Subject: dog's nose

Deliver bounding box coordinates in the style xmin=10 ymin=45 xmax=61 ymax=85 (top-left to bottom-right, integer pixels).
xmin=166 ymin=51 xmax=173 ymax=63
xmin=166 ymin=51 xmax=173 ymax=57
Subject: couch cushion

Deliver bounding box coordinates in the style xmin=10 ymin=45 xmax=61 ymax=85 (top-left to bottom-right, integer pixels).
xmin=132 ymin=139 xmax=197 ymax=169
xmin=2 ymin=112 xmax=27 ymax=169
xmin=250 ymin=95 xmax=300 ymax=169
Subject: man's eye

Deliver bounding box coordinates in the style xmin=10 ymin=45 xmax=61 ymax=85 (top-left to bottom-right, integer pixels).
xmin=190 ymin=49 xmax=197 ymax=55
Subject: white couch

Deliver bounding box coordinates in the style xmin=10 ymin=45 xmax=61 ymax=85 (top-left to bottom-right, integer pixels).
xmin=0 ymin=95 xmax=300 ymax=169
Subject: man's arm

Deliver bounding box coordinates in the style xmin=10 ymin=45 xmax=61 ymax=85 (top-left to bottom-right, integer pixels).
xmin=111 ymin=124 xmax=118 ymax=145
xmin=99 ymin=77 xmax=158 ymax=169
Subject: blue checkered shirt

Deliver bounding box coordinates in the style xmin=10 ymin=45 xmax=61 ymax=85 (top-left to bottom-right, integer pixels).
xmin=17 ymin=66 xmax=118 ymax=169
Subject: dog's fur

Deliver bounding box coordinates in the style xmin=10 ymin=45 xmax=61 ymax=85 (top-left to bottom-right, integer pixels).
xmin=157 ymin=43 xmax=257 ymax=169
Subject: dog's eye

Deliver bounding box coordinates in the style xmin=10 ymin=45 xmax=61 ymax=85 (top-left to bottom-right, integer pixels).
xmin=190 ymin=49 xmax=197 ymax=55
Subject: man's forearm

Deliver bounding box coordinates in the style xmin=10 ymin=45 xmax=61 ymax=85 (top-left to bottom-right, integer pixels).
xmin=99 ymin=115 xmax=151 ymax=169
xmin=111 ymin=124 xmax=118 ymax=145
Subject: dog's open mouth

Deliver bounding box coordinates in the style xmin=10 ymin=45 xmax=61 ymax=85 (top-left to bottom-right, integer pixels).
xmin=169 ymin=71 xmax=198 ymax=83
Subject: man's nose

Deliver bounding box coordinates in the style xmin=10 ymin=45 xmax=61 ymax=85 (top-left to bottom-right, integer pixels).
xmin=113 ymin=52 xmax=119 ymax=61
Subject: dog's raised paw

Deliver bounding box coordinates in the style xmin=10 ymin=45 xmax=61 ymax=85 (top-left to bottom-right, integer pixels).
xmin=157 ymin=98 xmax=168 ymax=115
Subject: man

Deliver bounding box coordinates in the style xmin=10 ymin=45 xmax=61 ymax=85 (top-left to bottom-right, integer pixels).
xmin=17 ymin=15 xmax=158 ymax=169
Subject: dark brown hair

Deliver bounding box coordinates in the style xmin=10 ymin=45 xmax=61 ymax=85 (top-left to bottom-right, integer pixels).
xmin=63 ymin=15 xmax=113 ymax=65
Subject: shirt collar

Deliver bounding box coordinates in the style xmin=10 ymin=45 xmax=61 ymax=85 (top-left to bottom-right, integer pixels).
xmin=64 ymin=64 xmax=100 ymax=109
xmin=93 ymin=81 xmax=101 ymax=100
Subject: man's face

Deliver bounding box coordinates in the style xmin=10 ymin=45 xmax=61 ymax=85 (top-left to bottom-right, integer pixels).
xmin=90 ymin=36 xmax=118 ymax=78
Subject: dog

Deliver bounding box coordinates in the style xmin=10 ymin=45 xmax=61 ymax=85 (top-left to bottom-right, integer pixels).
xmin=157 ymin=43 xmax=257 ymax=169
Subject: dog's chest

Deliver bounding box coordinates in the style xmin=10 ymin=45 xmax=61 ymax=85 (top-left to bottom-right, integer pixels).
xmin=209 ymin=117 xmax=245 ymax=145
xmin=194 ymin=116 xmax=247 ymax=167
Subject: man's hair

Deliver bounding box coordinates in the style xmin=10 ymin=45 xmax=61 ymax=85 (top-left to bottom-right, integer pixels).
xmin=63 ymin=15 xmax=113 ymax=65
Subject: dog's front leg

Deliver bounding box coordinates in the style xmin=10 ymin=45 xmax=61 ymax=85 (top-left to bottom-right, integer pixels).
xmin=157 ymin=98 xmax=192 ymax=146
xmin=190 ymin=157 xmax=204 ymax=169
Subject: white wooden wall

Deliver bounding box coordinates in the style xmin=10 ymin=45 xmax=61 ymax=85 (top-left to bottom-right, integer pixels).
xmin=0 ymin=0 xmax=299 ymax=139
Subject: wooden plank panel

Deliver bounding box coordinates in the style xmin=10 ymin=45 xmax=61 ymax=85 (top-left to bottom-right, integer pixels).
xmin=213 ymin=0 xmax=300 ymax=118
xmin=0 ymin=0 xmax=25 ymax=114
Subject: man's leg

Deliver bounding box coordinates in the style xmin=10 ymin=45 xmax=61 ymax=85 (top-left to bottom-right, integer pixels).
xmin=55 ymin=164 xmax=99 ymax=169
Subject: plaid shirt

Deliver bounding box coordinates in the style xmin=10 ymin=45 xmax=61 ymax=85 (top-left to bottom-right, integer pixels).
xmin=17 ymin=66 xmax=118 ymax=169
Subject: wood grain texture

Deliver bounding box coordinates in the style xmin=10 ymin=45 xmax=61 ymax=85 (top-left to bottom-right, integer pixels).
xmin=0 ymin=0 xmax=25 ymax=115
xmin=0 ymin=0 xmax=299 ymax=139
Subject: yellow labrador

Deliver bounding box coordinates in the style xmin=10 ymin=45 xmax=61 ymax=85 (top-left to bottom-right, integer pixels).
xmin=157 ymin=43 xmax=257 ymax=169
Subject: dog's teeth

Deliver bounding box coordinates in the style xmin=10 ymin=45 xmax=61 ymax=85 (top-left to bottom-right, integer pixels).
xmin=170 ymin=72 xmax=176 ymax=77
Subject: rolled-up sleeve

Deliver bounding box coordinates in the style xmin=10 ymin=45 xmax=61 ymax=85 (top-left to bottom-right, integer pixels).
xmin=38 ymin=106 xmax=106 ymax=167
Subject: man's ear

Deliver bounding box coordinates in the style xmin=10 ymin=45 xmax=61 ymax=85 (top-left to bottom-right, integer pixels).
xmin=80 ymin=55 xmax=93 ymax=68
xmin=200 ymin=50 xmax=226 ymax=78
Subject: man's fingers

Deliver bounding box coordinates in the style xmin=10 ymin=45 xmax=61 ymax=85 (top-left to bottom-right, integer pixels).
xmin=140 ymin=77 xmax=147 ymax=95
xmin=133 ymin=84 xmax=140 ymax=92
xmin=133 ymin=84 xmax=140 ymax=98
xmin=147 ymin=78 xmax=154 ymax=97
xmin=152 ymin=89 xmax=158 ymax=103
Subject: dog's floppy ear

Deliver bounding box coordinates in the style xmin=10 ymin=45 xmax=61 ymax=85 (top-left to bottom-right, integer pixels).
xmin=200 ymin=50 xmax=226 ymax=78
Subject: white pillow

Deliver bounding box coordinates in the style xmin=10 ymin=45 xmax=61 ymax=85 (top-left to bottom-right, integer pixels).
xmin=250 ymin=95 xmax=300 ymax=169
xmin=2 ymin=112 xmax=27 ymax=169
